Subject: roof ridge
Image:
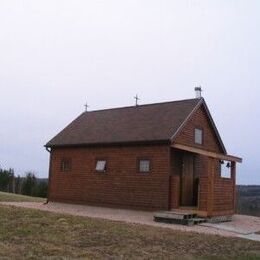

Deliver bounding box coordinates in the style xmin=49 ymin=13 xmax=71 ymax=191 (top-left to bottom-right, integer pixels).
xmin=84 ymin=98 xmax=201 ymax=114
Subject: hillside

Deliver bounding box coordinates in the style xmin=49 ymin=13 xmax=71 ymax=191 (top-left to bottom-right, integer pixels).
xmin=237 ymin=185 xmax=260 ymax=217
xmin=0 ymin=191 xmax=45 ymax=203
xmin=0 ymin=203 xmax=259 ymax=258
xmin=0 ymin=192 xmax=259 ymax=258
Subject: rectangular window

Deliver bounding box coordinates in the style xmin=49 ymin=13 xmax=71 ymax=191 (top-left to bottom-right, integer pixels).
xmin=96 ymin=160 xmax=107 ymax=172
xmin=195 ymin=128 xmax=203 ymax=145
xmin=139 ymin=159 xmax=150 ymax=173
xmin=61 ymin=158 xmax=71 ymax=172
xmin=220 ymin=160 xmax=231 ymax=179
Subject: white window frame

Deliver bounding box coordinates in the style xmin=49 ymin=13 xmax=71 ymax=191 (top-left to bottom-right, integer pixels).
xmin=95 ymin=160 xmax=107 ymax=172
xmin=139 ymin=159 xmax=150 ymax=173
xmin=195 ymin=128 xmax=203 ymax=145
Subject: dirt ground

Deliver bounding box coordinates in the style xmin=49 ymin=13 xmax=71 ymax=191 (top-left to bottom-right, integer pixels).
xmin=1 ymin=201 xmax=260 ymax=239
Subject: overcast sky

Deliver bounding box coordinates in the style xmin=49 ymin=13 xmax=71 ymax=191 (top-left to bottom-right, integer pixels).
xmin=0 ymin=1 xmax=259 ymax=184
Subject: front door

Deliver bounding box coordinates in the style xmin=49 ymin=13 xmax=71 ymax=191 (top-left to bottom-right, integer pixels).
xmin=181 ymin=153 xmax=196 ymax=207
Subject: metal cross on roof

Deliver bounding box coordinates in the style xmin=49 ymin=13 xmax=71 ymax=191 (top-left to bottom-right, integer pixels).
xmin=84 ymin=101 xmax=89 ymax=112
xmin=134 ymin=94 xmax=140 ymax=106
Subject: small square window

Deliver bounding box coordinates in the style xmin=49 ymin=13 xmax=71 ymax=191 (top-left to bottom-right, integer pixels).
xmin=96 ymin=160 xmax=107 ymax=172
xmin=139 ymin=159 xmax=150 ymax=173
xmin=61 ymin=158 xmax=71 ymax=172
xmin=195 ymin=128 xmax=203 ymax=145
xmin=220 ymin=160 xmax=231 ymax=179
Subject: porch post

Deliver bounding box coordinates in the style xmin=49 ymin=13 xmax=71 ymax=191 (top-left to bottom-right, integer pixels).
xmin=231 ymin=162 xmax=236 ymax=212
xmin=207 ymin=157 xmax=215 ymax=217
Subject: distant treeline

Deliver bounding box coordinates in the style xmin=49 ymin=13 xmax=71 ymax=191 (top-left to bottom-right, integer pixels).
xmin=236 ymin=185 xmax=260 ymax=217
xmin=0 ymin=168 xmax=48 ymax=198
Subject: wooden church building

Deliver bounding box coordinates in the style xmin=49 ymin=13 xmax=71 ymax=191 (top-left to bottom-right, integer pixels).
xmin=46 ymin=90 xmax=242 ymax=217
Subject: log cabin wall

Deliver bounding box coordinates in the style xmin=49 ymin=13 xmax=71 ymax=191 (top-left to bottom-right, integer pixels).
xmin=211 ymin=159 xmax=236 ymax=216
xmin=49 ymin=144 xmax=171 ymax=211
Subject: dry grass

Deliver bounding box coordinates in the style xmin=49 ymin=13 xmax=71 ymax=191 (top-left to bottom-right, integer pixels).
xmin=0 ymin=191 xmax=45 ymax=202
xmin=0 ymin=205 xmax=259 ymax=260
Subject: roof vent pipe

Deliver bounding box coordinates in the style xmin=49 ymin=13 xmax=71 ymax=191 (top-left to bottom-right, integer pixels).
xmin=195 ymin=86 xmax=202 ymax=99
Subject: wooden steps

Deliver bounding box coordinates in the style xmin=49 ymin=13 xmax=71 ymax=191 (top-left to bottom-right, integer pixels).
xmin=192 ymin=218 xmax=207 ymax=225
xmin=154 ymin=211 xmax=207 ymax=226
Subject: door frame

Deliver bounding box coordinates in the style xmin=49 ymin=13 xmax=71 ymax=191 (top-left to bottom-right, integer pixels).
xmin=180 ymin=152 xmax=199 ymax=208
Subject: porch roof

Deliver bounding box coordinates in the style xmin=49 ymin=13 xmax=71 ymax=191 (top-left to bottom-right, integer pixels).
xmin=171 ymin=144 xmax=242 ymax=163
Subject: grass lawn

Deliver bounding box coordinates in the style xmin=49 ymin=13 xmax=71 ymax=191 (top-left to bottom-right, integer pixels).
xmin=0 ymin=205 xmax=259 ymax=259
xmin=0 ymin=191 xmax=45 ymax=202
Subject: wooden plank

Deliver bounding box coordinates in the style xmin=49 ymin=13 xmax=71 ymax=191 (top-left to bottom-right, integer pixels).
xmin=207 ymin=158 xmax=215 ymax=217
xmin=154 ymin=212 xmax=196 ymax=220
xmin=181 ymin=154 xmax=194 ymax=206
xmin=231 ymin=162 xmax=236 ymax=211
xmin=193 ymin=218 xmax=207 ymax=224
xmin=154 ymin=216 xmax=195 ymax=226
xmin=172 ymin=144 xmax=242 ymax=163
xmin=173 ymin=208 xmax=208 ymax=218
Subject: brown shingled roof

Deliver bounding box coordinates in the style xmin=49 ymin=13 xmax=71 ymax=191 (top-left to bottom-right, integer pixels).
xmin=46 ymin=98 xmax=203 ymax=147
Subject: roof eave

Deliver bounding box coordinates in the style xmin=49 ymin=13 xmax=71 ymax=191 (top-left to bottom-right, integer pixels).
xmin=45 ymin=139 xmax=171 ymax=149
xmin=201 ymin=100 xmax=227 ymax=154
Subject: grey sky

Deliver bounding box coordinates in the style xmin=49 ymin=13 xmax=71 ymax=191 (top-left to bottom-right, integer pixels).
xmin=0 ymin=1 xmax=259 ymax=184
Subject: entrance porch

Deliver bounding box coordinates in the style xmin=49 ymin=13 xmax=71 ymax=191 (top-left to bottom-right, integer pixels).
xmin=169 ymin=144 xmax=242 ymax=217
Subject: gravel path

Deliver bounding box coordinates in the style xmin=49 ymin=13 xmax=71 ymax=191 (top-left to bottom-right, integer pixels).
xmin=1 ymin=201 xmax=260 ymax=239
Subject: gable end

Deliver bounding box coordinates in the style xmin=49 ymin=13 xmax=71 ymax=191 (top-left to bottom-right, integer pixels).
xmin=171 ymin=99 xmax=227 ymax=154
